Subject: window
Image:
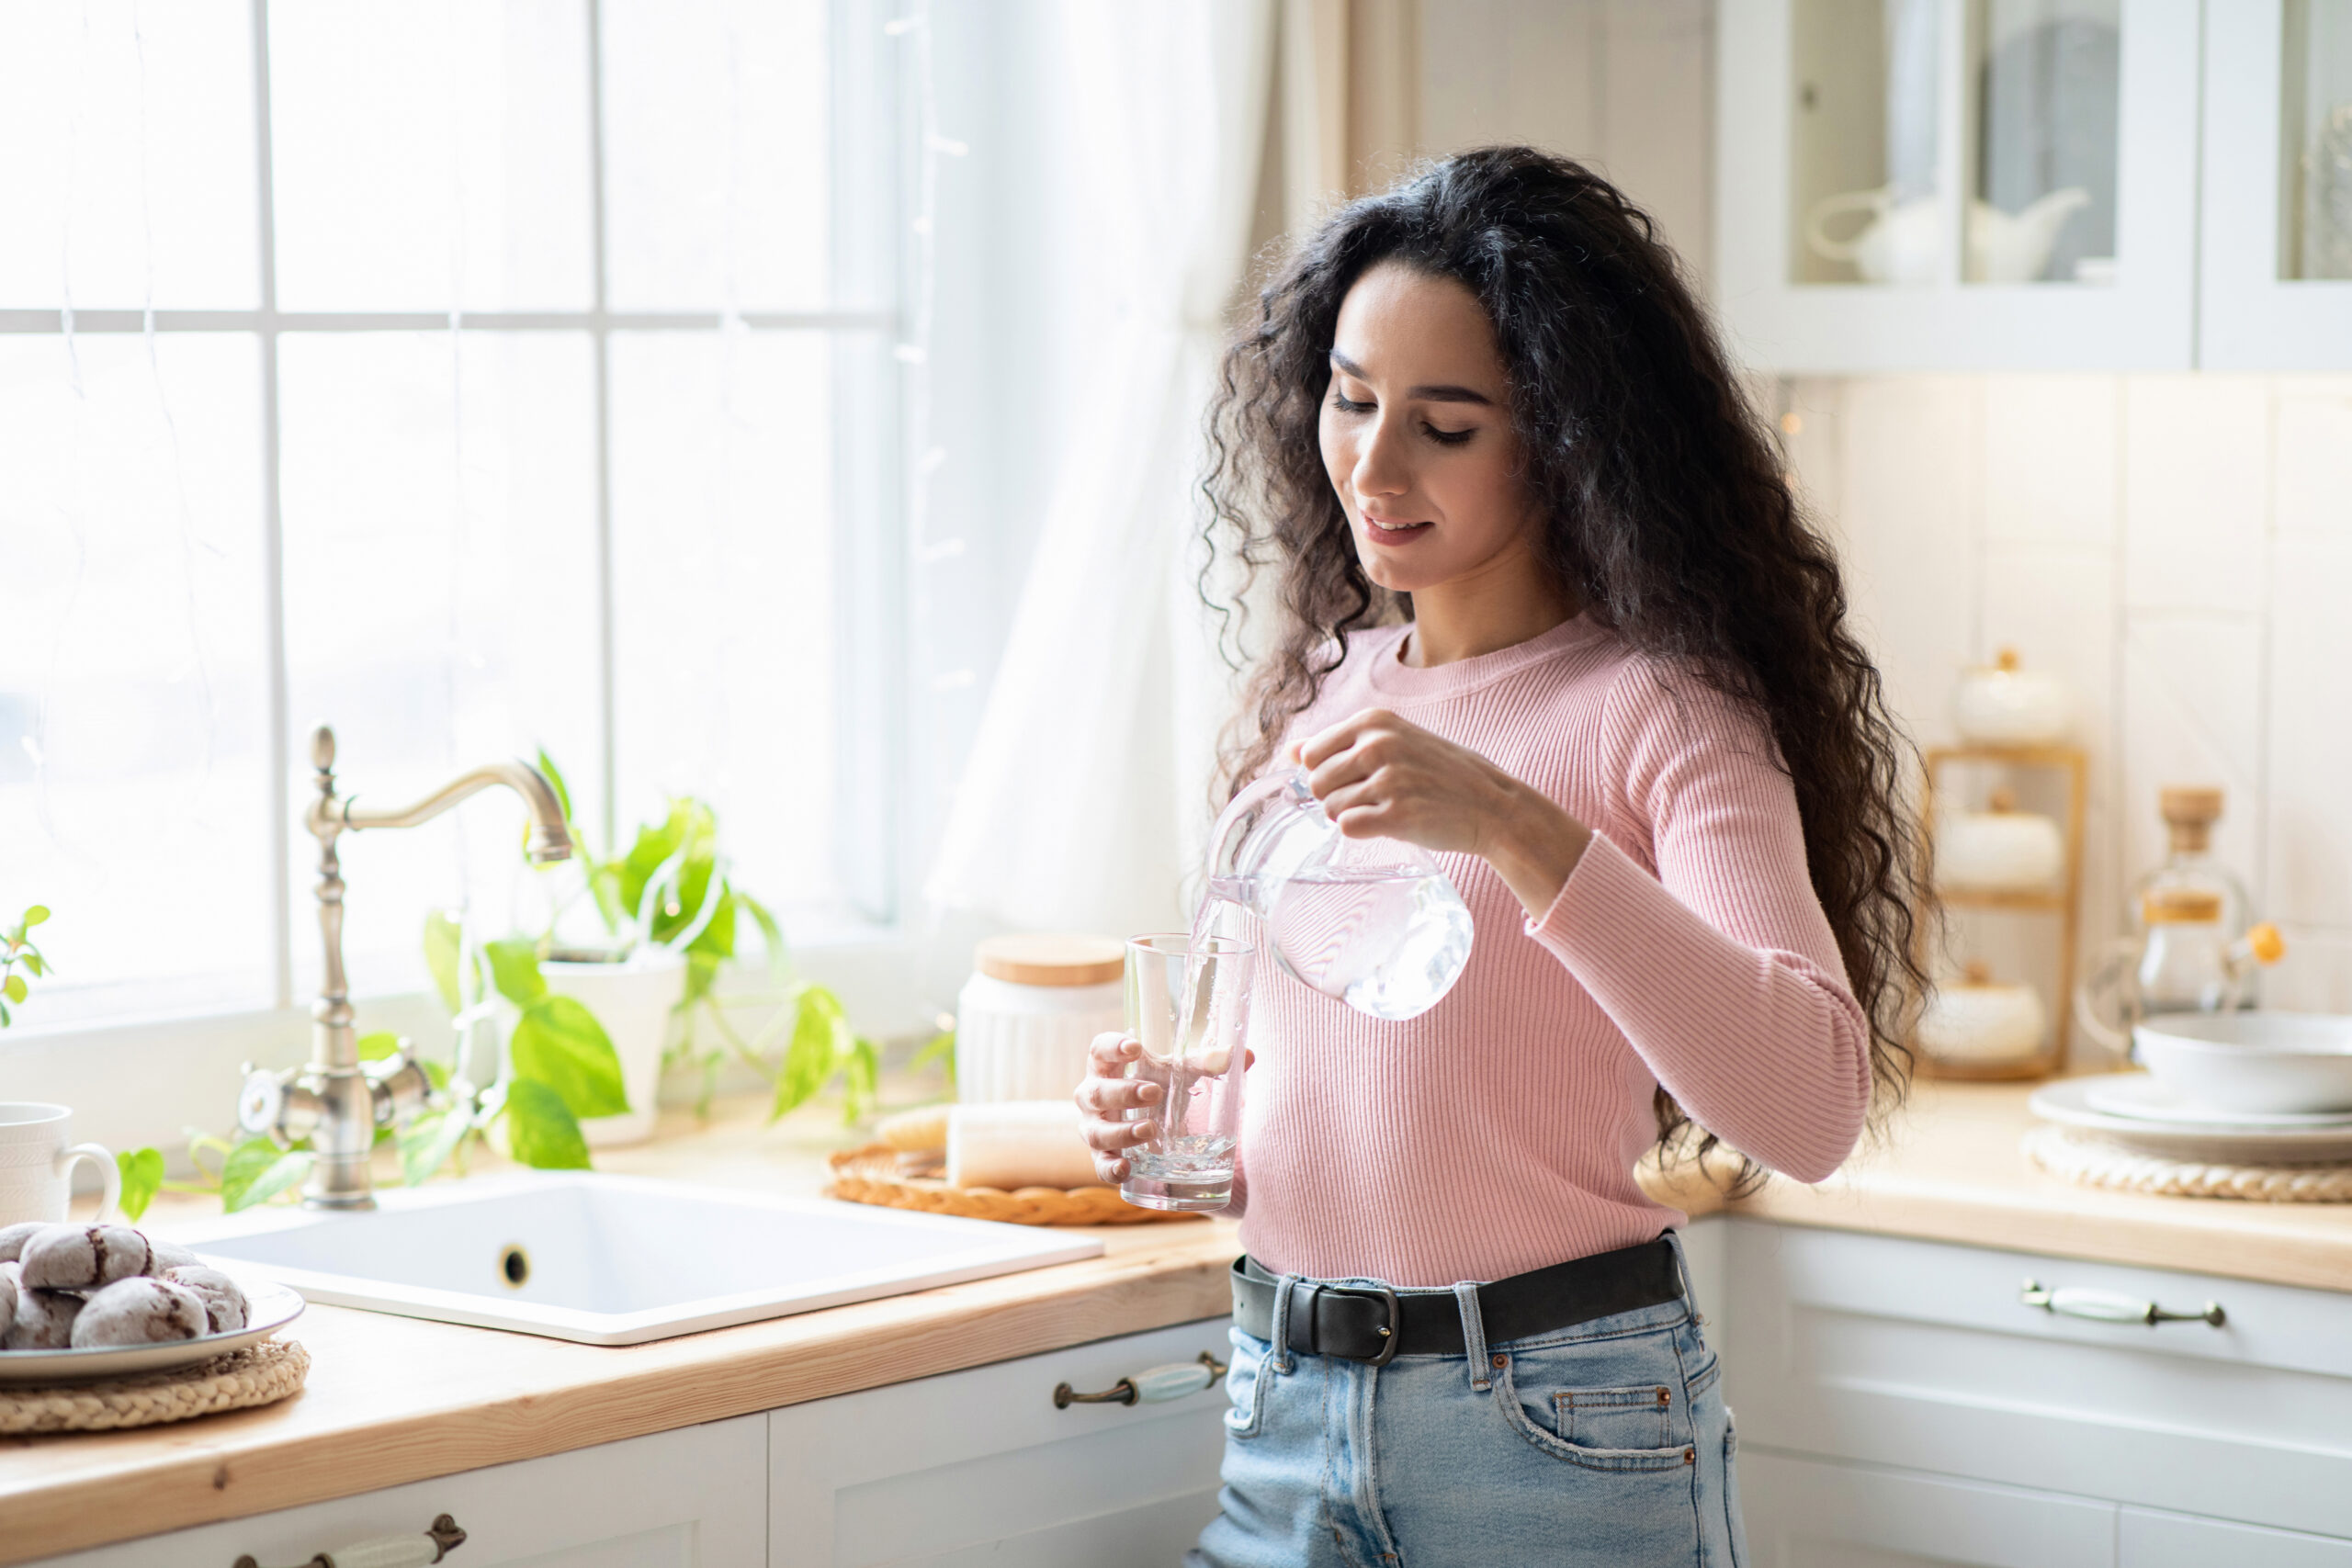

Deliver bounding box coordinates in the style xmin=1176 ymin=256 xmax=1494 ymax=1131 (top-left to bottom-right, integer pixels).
xmin=0 ymin=0 xmax=902 ymax=1030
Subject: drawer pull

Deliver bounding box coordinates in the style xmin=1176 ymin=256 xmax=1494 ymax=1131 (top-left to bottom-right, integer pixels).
xmin=1055 ymin=1350 xmax=1227 ymax=1408
xmin=233 ymin=1513 xmax=466 ymax=1568
xmin=2019 ymin=1279 xmax=2224 ymax=1327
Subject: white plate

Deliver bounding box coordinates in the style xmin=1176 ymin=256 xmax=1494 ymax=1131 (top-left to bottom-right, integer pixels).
xmin=2030 ymin=1078 xmax=2352 ymax=1164
xmin=0 ymin=1275 xmax=304 ymax=1386
xmin=2080 ymin=1073 xmax=2352 ymax=1128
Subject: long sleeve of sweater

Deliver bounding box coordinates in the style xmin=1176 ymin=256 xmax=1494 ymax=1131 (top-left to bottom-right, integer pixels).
xmin=1523 ymin=663 xmax=1871 ymax=1181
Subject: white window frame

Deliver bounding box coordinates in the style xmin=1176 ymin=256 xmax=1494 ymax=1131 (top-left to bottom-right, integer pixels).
xmin=1 ymin=0 xmax=930 ymax=1151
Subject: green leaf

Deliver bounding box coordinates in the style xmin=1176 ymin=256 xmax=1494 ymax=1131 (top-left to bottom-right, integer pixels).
xmin=773 ymin=987 xmax=842 ymax=1120
xmin=2 ymin=975 xmax=23 ymax=1005
xmin=911 ymin=1027 xmax=956 ymax=1076
xmin=683 ymin=885 xmax=737 ymax=961
xmin=503 ymin=1077 xmax=591 ymax=1169
xmin=356 ymin=1031 xmax=401 ymax=1062
xmin=221 ymin=1138 xmax=312 ymax=1212
xmin=617 ymin=803 xmax=690 ymax=929
xmin=511 ymin=995 xmax=628 ymax=1119
xmin=19 ymin=951 xmax=43 ymax=977
xmin=424 ymin=910 xmax=465 ymax=1016
xmin=840 ymin=1037 xmax=880 ymax=1126
xmin=399 ymin=1109 xmax=472 ymax=1187
xmin=116 ymin=1147 xmax=165 ymax=1221
xmin=738 ymin=893 xmax=789 ymax=990
xmin=22 ymin=906 xmax=49 ymax=927
xmin=483 ymin=937 xmax=548 ymax=1008
xmin=422 ymin=1057 xmax=451 ymax=1091
xmin=0 ymin=999 xmax=11 ymax=1027
xmin=681 ymin=950 xmax=721 ymax=1010
xmin=536 ymin=747 xmax=575 ymax=828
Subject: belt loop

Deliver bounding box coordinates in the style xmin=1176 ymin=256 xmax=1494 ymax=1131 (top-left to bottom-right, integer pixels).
xmin=1268 ymin=1274 xmax=1298 ymax=1373
xmin=1454 ymin=1280 xmax=1492 ymax=1393
xmin=1663 ymin=1228 xmax=1695 ymax=1315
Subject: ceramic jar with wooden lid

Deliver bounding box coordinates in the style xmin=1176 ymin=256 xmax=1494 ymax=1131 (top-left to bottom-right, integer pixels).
xmin=954 ymin=934 xmax=1126 ymax=1103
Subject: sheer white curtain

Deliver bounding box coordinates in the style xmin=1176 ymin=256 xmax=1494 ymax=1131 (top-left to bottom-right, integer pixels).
xmin=923 ymin=0 xmax=1275 ymax=941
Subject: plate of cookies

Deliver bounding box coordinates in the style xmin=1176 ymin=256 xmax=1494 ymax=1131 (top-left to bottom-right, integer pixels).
xmin=0 ymin=1221 xmax=303 ymax=1384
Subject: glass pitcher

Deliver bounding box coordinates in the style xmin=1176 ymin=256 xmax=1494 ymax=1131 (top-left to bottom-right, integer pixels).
xmin=1200 ymin=768 xmax=1473 ymax=1021
xmin=2074 ymin=887 xmax=2286 ymax=1061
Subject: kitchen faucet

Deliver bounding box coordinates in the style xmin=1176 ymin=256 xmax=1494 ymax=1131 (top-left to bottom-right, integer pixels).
xmin=238 ymin=724 xmax=573 ymax=1210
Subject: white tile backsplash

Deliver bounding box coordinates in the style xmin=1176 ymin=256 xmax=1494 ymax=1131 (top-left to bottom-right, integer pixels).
xmin=1982 ymin=375 xmax=2119 ymax=547
xmin=2275 ymin=389 xmax=2352 ymax=540
xmin=2267 ymin=536 xmax=2352 ymax=928
xmin=1815 ymin=373 xmax=2352 ymax=1019
xmin=2120 ymin=375 xmax=2269 ymax=614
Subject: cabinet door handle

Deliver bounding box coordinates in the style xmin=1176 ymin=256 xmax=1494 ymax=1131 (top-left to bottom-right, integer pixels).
xmin=233 ymin=1513 xmax=466 ymax=1568
xmin=2019 ymin=1278 xmax=2224 ymax=1327
xmin=1055 ymin=1350 xmax=1227 ymax=1408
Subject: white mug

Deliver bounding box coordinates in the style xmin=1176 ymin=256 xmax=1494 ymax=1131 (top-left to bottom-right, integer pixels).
xmin=0 ymin=1102 xmax=120 ymax=1226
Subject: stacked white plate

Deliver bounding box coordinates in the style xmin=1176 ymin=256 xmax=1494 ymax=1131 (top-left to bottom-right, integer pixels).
xmin=2030 ymin=1012 xmax=2352 ymax=1165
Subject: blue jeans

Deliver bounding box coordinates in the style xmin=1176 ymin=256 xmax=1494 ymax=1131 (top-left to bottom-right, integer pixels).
xmin=1188 ymin=1240 xmax=1747 ymax=1567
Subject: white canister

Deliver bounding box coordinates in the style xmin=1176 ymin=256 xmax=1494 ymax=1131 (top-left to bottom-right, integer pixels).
xmin=1937 ymin=788 xmax=2065 ymax=892
xmin=542 ymin=945 xmax=688 ymax=1148
xmin=956 ymin=934 xmax=1125 ymax=1103
xmin=1952 ymin=648 xmax=2072 ymax=745
xmin=1917 ymin=964 xmax=2048 ymax=1064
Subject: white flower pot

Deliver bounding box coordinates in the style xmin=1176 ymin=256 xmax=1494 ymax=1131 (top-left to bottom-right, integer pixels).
xmin=542 ymin=947 xmax=687 ymax=1147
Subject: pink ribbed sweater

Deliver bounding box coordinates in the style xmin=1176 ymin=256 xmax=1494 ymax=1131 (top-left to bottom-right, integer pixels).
xmin=1235 ymin=614 xmax=1871 ymax=1287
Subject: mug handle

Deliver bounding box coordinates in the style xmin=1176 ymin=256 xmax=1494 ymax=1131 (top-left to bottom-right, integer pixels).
xmin=55 ymin=1143 xmax=121 ymax=1223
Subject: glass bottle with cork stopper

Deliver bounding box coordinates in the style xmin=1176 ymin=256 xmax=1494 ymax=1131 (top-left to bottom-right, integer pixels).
xmin=2132 ymin=786 xmax=2254 ymax=949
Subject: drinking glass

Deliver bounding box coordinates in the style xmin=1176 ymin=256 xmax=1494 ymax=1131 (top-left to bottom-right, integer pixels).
xmin=1120 ymin=932 xmax=1253 ymax=1213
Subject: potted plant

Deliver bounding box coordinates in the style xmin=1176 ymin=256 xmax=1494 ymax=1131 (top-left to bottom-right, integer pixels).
xmin=523 ymin=754 xmax=880 ymax=1140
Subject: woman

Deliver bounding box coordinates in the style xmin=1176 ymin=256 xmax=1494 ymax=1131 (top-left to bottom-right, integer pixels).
xmin=1076 ymin=147 xmax=1926 ymax=1566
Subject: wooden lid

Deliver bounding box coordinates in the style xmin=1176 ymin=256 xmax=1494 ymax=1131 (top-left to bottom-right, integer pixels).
xmin=2159 ymin=786 xmax=2224 ymax=827
xmin=975 ymin=933 xmax=1125 ymax=987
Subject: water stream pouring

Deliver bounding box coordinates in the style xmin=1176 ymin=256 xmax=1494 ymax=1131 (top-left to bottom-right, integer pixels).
xmin=1194 ymin=768 xmax=1474 ymax=1021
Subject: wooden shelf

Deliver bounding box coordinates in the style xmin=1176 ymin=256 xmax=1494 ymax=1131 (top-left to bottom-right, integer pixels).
xmin=1939 ymin=890 xmax=2067 ymax=912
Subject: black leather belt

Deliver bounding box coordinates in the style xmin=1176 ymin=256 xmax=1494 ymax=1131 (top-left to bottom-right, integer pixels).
xmin=1230 ymin=1236 xmax=1684 ymax=1366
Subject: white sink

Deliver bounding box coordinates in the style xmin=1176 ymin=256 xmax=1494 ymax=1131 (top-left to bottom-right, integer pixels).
xmin=174 ymin=1173 xmax=1102 ymax=1346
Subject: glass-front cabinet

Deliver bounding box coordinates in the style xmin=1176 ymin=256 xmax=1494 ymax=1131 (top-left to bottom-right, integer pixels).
xmin=2200 ymin=0 xmax=2352 ymax=367
xmin=1717 ymin=0 xmax=2201 ymax=370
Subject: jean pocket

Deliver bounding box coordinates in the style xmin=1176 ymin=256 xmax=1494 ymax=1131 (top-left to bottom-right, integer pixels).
xmin=1550 ymin=1384 xmax=1674 ymax=1450
xmin=1493 ymin=1359 xmax=1694 ymax=1474
xmin=1223 ymin=1326 xmax=1273 ymax=1439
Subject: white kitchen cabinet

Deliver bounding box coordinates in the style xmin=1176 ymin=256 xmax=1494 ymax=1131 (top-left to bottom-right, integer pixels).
xmin=38 ymin=1416 xmax=768 ymax=1568
xmin=2198 ymin=0 xmax=2352 ymax=367
xmin=1717 ymin=1218 xmax=2352 ymax=1555
xmin=1715 ymin=0 xmax=2202 ymax=371
xmin=1741 ymin=1450 xmax=2118 ymax=1567
xmin=767 ymin=1316 xmax=1230 ymax=1567
xmin=2121 ymin=1506 xmax=2352 ymax=1566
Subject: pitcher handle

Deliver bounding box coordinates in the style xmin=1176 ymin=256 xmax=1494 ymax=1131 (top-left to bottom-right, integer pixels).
xmin=56 ymin=1142 xmax=120 ymax=1223
xmin=2071 ymin=938 xmax=2142 ymax=1060
xmin=1804 ymin=186 xmax=1891 ymax=263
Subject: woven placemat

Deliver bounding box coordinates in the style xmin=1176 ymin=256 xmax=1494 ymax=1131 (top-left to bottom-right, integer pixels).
xmin=826 ymin=1145 xmax=1206 ymax=1225
xmin=2024 ymin=1124 xmax=2352 ymax=1202
xmin=0 ymin=1339 xmax=310 ymax=1434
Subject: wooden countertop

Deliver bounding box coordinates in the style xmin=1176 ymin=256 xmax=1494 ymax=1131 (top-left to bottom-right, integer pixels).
xmin=11 ymin=1076 xmax=2352 ymax=1558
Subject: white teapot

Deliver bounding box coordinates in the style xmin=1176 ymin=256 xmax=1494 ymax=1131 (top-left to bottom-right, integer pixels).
xmin=1805 ymin=186 xmax=2090 ymax=285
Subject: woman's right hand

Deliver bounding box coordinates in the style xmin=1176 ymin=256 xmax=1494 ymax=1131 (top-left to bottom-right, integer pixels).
xmin=1075 ymin=1031 xmax=1160 ymax=1185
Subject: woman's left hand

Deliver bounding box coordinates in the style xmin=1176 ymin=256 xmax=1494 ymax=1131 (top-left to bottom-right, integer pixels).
xmin=1292 ymin=707 xmax=1592 ymax=918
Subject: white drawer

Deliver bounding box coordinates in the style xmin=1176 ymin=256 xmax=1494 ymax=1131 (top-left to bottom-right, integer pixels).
xmin=1741 ymin=1449 xmax=2117 ymax=1568
xmin=768 ymin=1316 xmax=1230 ymax=1567
xmin=2120 ymin=1507 xmax=2352 ymax=1567
xmin=39 ymin=1416 xmax=767 ymax=1568
xmin=1721 ymin=1220 xmax=2352 ymax=1539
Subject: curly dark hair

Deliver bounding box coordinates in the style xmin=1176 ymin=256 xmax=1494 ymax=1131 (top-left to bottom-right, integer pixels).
xmin=1200 ymin=146 xmax=1928 ymax=1176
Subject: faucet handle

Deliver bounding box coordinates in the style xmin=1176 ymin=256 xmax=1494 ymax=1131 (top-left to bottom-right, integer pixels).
xmin=365 ymin=1051 xmax=435 ymax=1127
xmin=238 ymin=1066 xmax=323 ymax=1142
xmin=311 ymin=724 xmax=336 ymax=775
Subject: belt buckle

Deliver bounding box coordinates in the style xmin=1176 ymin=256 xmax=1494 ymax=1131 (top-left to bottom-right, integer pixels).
xmin=1329 ymin=1283 xmax=1402 ymax=1367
